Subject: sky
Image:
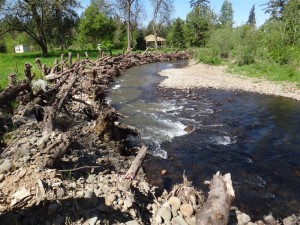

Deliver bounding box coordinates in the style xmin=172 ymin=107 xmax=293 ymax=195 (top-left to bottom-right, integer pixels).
xmin=80 ymin=0 xmax=271 ymax=27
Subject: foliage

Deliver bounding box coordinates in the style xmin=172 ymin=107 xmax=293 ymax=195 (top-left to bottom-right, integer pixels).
xmin=168 ymin=18 xmax=186 ymax=48
xmin=135 ymin=30 xmax=146 ymax=50
xmin=263 ymin=0 xmax=287 ymax=20
xmin=196 ymin=48 xmax=221 ymax=65
xmin=0 ymin=0 xmax=80 ymax=56
xmin=207 ymin=26 xmax=237 ymax=58
xmin=77 ymin=4 xmax=116 ymax=49
xmin=186 ymin=5 xmax=216 ymax=47
xmin=247 ymin=5 xmax=256 ymax=27
xmin=236 ymin=25 xmax=258 ymax=66
xmin=219 ymin=0 xmax=234 ymax=28
xmin=189 ymin=0 xmax=209 ymax=8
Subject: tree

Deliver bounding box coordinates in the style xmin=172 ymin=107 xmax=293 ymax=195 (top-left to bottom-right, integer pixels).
xmin=150 ymin=0 xmax=174 ymax=49
xmin=186 ymin=4 xmax=216 ymax=47
xmin=135 ymin=29 xmax=146 ymax=50
xmin=168 ymin=18 xmax=186 ymax=48
xmin=0 ymin=0 xmax=80 ymax=56
xmin=116 ymin=0 xmax=136 ymax=51
xmin=219 ymin=0 xmax=234 ymax=27
xmin=189 ymin=0 xmax=209 ymax=8
xmin=77 ymin=3 xmax=116 ymax=49
xmin=247 ymin=5 xmax=256 ymax=27
xmin=262 ymin=0 xmax=287 ymax=20
xmin=282 ymin=0 xmax=300 ymax=46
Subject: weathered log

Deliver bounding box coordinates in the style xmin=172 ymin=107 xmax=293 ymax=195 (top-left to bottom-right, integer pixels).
xmin=0 ymin=82 xmax=30 ymax=106
xmin=8 ymin=74 xmax=17 ymax=86
xmin=142 ymin=47 xmax=149 ymax=57
xmin=42 ymin=106 xmax=54 ymax=134
xmin=68 ymin=52 xmax=72 ymax=66
xmin=61 ymin=54 xmax=65 ymax=72
xmin=124 ymin=144 xmax=147 ymax=180
xmin=24 ymin=63 xmax=33 ymax=82
xmin=56 ymin=74 xmax=78 ymax=111
xmin=114 ymin=121 xmax=140 ymax=136
xmin=35 ymin=58 xmax=42 ymax=71
xmin=196 ymin=172 xmax=235 ymax=225
xmin=44 ymin=65 xmax=83 ymax=81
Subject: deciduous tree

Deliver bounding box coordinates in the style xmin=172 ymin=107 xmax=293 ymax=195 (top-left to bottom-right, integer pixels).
xmin=0 ymin=0 xmax=80 ymax=56
xmin=77 ymin=3 xmax=116 ymax=49
xmin=150 ymin=0 xmax=174 ymax=49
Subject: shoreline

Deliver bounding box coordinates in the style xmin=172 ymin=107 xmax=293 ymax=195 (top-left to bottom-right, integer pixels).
xmin=158 ymin=60 xmax=300 ymax=101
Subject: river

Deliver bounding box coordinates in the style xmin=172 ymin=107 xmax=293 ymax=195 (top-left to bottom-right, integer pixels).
xmin=107 ymin=60 xmax=300 ymax=220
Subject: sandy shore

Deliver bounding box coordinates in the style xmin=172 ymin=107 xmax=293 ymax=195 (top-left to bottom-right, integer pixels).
xmin=159 ymin=60 xmax=300 ymax=101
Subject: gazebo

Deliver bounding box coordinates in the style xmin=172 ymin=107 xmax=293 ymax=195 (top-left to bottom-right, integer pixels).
xmin=144 ymin=34 xmax=166 ymax=48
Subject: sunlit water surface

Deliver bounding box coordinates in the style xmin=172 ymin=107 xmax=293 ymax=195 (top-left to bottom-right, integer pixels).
xmin=108 ymin=61 xmax=300 ymax=219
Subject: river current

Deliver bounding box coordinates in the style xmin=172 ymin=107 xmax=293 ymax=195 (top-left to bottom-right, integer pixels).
xmin=107 ymin=60 xmax=300 ymax=219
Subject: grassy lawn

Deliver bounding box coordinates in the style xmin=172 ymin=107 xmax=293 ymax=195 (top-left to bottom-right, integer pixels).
xmin=0 ymin=50 xmax=110 ymax=90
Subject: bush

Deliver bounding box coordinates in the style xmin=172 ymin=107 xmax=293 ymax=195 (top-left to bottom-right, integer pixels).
xmin=196 ymin=48 xmax=221 ymax=65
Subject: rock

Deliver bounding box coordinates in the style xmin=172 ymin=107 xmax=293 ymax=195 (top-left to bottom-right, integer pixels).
xmin=17 ymin=169 xmax=27 ymax=179
xmin=246 ymin=223 xmax=256 ymax=225
xmin=56 ymin=188 xmax=65 ymax=199
xmin=125 ymin=220 xmax=139 ymax=225
xmin=155 ymin=215 xmax=162 ymax=224
xmin=237 ymin=213 xmax=251 ymax=225
xmin=283 ymin=214 xmax=299 ymax=225
xmin=168 ymin=197 xmax=181 ymax=211
xmin=52 ymin=216 xmax=65 ymax=225
xmin=180 ymin=204 xmax=194 ymax=218
xmin=185 ymin=216 xmax=196 ymax=225
xmin=173 ymin=216 xmax=188 ymax=225
xmin=157 ymin=206 xmax=172 ymax=222
xmin=124 ymin=198 xmax=133 ymax=209
xmin=0 ymin=159 xmax=12 ymax=173
xmin=0 ymin=173 xmax=5 ymax=182
xmin=105 ymin=194 xmax=116 ymax=206
xmin=48 ymin=204 xmax=58 ymax=216
xmin=83 ymin=217 xmax=98 ymax=225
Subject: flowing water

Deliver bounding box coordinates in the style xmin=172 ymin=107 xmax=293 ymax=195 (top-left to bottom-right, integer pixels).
xmin=107 ymin=61 xmax=300 ymax=219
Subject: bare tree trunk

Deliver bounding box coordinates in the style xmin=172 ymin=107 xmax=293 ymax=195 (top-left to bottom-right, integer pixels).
xmin=126 ymin=0 xmax=133 ymax=51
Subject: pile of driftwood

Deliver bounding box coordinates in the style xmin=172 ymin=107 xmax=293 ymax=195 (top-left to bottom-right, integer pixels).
xmin=0 ymin=52 xmax=193 ymax=214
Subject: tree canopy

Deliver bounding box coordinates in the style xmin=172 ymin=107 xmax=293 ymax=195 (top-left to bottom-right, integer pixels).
xmin=247 ymin=5 xmax=256 ymax=27
xmin=219 ymin=0 xmax=234 ymax=27
xmin=0 ymin=0 xmax=80 ymax=56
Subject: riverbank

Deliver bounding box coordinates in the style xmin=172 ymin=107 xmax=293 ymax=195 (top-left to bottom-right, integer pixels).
xmin=159 ymin=60 xmax=300 ymax=101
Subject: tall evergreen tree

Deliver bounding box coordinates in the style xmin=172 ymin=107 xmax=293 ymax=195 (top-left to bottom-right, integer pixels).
xmin=263 ymin=0 xmax=287 ymax=20
xmin=247 ymin=4 xmax=256 ymax=26
xmin=169 ymin=18 xmax=186 ymax=48
xmin=219 ymin=0 xmax=234 ymax=27
xmin=186 ymin=4 xmax=216 ymax=47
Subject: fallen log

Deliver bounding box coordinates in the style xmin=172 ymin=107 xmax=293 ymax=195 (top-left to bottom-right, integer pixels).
xmin=196 ymin=172 xmax=235 ymax=225
xmin=0 ymin=82 xmax=30 ymax=107
xmin=124 ymin=144 xmax=147 ymax=180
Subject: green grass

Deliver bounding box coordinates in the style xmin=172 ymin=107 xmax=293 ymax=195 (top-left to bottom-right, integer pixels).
xmin=0 ymin=49 xmax=118 ymax=90
xmin=228 ymin=61 xmax=300 ymax=87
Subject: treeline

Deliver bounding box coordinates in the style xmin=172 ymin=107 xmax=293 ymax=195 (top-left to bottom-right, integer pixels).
xmin=0 ymin=0 xmax=299 ymax=73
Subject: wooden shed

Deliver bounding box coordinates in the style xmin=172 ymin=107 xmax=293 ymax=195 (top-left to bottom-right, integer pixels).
xmin=144 ymin=35 xmax=166 ymax=48
xmin=15 ymin=44 xmax=30 ymax=53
